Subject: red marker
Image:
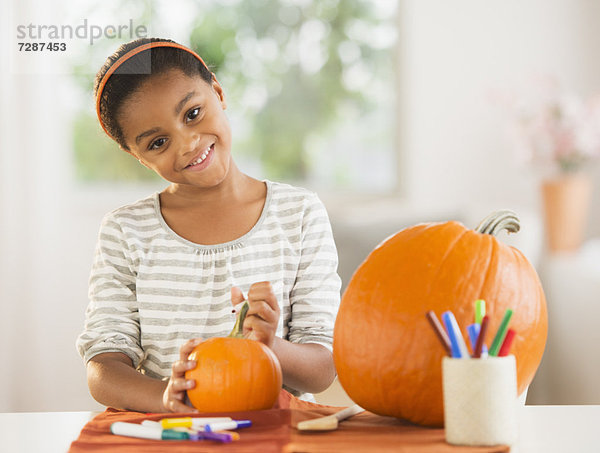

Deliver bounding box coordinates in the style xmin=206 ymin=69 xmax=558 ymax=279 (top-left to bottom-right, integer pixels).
xmin=498 ymin=328 xmax=516 ymax=357
xmin=473 ymin=315 xmax=490 ymax=358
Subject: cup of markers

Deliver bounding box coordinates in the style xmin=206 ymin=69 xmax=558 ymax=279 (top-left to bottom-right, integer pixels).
xmin=426 ymin=300 xmax=519 ymax=447
xmin=110 ymin=416 xmax=252 ymax=443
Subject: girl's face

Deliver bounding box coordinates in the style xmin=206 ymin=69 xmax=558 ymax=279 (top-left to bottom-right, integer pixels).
xmin=117 ymin=68 xmax=233 ymax=190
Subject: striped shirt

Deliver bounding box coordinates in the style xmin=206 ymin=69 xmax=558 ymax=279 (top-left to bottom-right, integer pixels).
xmin=76 ymin=180 xmax=341 ymax=399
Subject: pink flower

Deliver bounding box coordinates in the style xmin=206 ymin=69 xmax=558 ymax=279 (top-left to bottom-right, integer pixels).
xmin=502 ymin=76 xmax=600 ymax=174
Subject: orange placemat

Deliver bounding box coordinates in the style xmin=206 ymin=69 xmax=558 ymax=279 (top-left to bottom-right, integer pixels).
xmin=69 ymin=391 xmax=509 ymax=453
xmin=68 ymin=391 xmax=314 ymax=453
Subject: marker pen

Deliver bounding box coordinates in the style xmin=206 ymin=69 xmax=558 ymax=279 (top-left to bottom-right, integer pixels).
xmin=489 ymin=308 xmax=514 ymax=356
xmin=111 ymin=422 xmax=189 ymax=440
xmin=160 ymin=416 xmax=232 ymax=429
xmin=141 ymin=420 xmax=162 ymax=429
xmin=467 ymin=323 xmax=489 ymax=356
xmin=467 ymin=323 xmax=480 ymax=351
xmin=498 ymin=328 xmax=516 ymax=357
xmin=204 ymin=420 xmax=252 ymax=432
xmin=425 ymin=310 xmax=452 ymax=356
xmin=190 ymin=431 xmax=234 ymax=442
xmin=475 ymin=299 xmax=486 ymax=325
xmin=441 ymin=311 xmax=469 ymax=358
xmin=473 ymin=315 xmax=490 ymax=358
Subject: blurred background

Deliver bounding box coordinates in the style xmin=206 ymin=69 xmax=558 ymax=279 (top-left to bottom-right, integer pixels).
xmin=1 ymin=0 xmax=599 ymax=412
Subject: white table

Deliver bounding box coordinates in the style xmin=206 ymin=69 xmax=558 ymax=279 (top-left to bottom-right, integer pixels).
xmin=0 ymin=406 xmax=598 ymax=452
xmin=0 ymin=411 xmax=98 ymax=452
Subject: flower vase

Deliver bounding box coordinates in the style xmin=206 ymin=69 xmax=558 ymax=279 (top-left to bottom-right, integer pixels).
xmin=541 ymin=173 xmax=592 ymax=253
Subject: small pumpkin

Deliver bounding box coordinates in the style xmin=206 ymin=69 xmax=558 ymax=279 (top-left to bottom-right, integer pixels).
xmin=185 ymin=301 xmax=282 ymax=412
xmin=333 ymin=210 xmax=548 ymax=427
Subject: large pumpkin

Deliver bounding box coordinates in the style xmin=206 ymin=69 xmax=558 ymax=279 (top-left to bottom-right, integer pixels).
xmin=333 ymin=211 xmax=547 ymax=427
xmin=186 ymin=301 xmax=282 ymax=412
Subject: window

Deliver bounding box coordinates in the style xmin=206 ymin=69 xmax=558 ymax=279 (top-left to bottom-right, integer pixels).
xmin=71 ymin=0 xmax=398 ymax=192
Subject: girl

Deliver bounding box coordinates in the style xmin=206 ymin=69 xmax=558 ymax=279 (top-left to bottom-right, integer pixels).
xmin=76 ymin=37 xmax=341 ymax=413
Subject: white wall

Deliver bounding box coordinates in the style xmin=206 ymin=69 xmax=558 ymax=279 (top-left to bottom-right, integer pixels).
xmin=0 ymin=0 xmax=17 ymax=411
xmin=398 ymin=0 xmax=600 ymax=230
xmin=1 ymin=0 xmax=599 ymax=412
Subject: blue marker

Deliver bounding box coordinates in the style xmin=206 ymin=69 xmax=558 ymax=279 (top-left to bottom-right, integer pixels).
xmin=467 ymin=323 xmax=479 ymax=351
xmin=204 ymin=420 xmax=252 ymax=432
xmin=442 ymin=311 xmax=470 ymax=358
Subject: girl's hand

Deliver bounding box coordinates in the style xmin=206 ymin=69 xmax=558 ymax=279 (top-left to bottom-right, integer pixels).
xmin=162 ymin=338 xmax=202 ymax=413
xmin=232 ymin=282 xmax=280 ymax=349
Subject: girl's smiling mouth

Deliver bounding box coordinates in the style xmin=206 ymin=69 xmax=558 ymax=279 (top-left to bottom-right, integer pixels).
xmin=184 ymin=143 xmax=214 ymax=170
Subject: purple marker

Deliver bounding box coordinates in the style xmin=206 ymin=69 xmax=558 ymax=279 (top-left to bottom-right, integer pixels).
xmin=190 ymin=431 xmax=233 ymax=442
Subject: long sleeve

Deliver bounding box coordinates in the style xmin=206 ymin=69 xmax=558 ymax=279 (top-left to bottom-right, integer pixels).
xmin=76 ymin=213 xmax=144 ymax=367
xmin=287 ymin=193 xmax=341 ymax=351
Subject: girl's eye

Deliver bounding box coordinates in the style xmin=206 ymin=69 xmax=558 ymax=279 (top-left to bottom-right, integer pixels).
xmin=186 ymin=107 xmax=201 ymax=122
xmin=149 ymin=137 xmax=167 ymax=150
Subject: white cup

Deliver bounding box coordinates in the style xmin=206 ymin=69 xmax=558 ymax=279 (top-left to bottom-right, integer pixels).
xmin=442 ymin=355 xmax=518 ymax=446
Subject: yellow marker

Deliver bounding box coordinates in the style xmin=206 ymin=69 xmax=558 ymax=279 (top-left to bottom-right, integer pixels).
xmin=160 ymin=417 xmax=232 ymax=429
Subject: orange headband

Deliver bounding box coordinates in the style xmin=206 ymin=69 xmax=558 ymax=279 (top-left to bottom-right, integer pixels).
xmin=95 ymin=41 xmax=211 ymax=139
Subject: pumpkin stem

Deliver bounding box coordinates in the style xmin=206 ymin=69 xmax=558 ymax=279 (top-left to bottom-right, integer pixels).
xmin=475 ymin=210 xmax=520 ymax=236
xmin=228 ymin=300 xmax=249 ymax=338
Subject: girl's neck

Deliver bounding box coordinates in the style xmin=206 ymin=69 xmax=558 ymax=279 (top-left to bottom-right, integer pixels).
xmin=157 ymin=164 xmax=268 ymax=245
xmin=161 ymin=164 xmax=259 ymax=207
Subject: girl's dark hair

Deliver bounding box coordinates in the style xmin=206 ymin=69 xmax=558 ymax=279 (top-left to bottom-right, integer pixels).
xmin=94 ymin=37 xmax=213 ymax=150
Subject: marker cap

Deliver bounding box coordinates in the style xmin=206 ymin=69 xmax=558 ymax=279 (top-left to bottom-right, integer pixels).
xmin=162 ymin=429 xmax=189 ymax=440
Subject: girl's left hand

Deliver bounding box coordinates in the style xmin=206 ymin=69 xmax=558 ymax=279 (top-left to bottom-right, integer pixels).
xmin=232 ymin=282 xmax=280 ymax=348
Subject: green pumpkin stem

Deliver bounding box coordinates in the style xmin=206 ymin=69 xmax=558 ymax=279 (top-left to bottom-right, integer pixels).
xmin=228 ymin=300 xmax=249 ymax=338
xmin=475 ymin=210 xmax=520 ymax=236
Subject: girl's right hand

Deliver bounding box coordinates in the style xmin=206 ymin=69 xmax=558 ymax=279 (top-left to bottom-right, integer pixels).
xmin=162 ymin=337 xmax=202 ymax=413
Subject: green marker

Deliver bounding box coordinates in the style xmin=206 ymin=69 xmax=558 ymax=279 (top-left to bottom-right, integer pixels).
xmin=475 ymin=299 xmax=486 ymax=325
xmin=489 ymin=308 xmax=513 ymax=356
